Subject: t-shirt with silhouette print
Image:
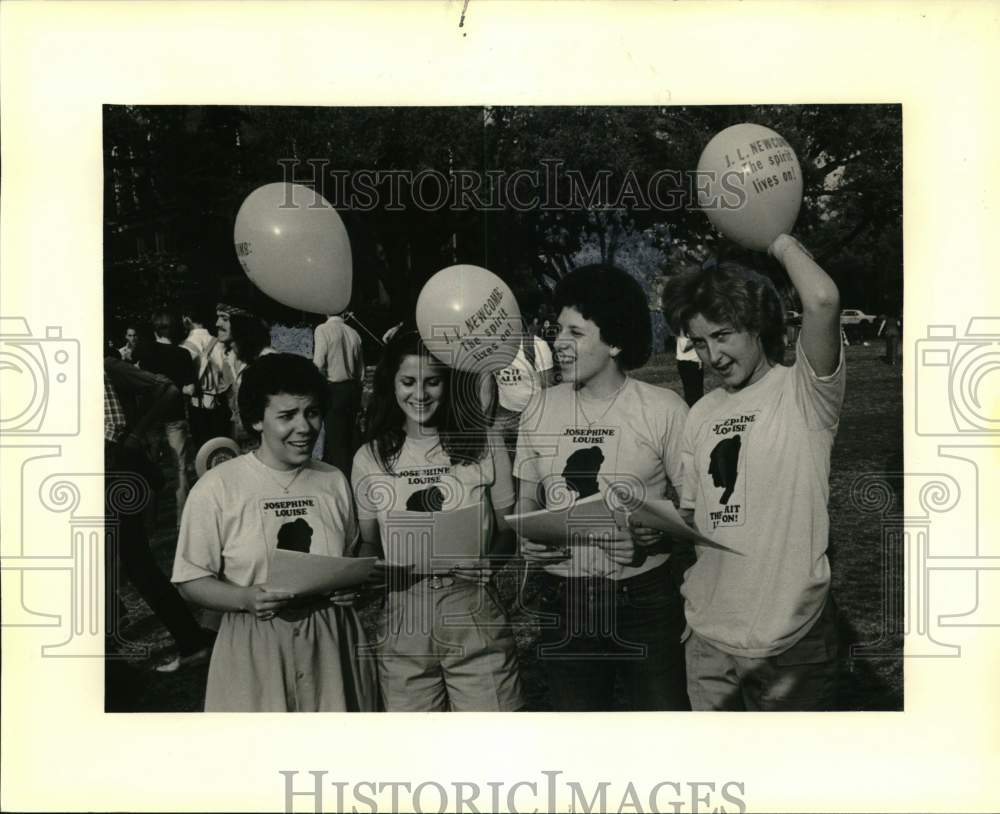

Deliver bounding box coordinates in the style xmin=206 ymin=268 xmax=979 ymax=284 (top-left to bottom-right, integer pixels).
xmin=679 ymin=340 xmax=846 ymax=658
xmin=351 ymin=432 xmax=516 ymax=557
xmin=513 ymin=378 xmax=688 ymax=580
xmin=172 ymin=453 xmax=358 ymax=587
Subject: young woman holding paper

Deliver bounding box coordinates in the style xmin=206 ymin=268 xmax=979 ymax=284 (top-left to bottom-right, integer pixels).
xmin=351 ymin=329 xmax=524 ymax=711
xmin=171 ymin=353 xmax=378 ymax=712
xmin=513 ymin=264 xmax=691 ymax=711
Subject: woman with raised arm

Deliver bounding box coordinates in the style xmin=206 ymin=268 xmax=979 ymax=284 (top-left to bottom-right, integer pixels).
xmin=662 ymin=235 xmax=845 ymax=711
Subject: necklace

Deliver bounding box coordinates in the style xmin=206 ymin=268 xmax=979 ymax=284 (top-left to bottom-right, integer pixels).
xmin=576 ymin=376 xmax=630 ymax=427
xmin=254 ymin=452 xmax=305 ymax=493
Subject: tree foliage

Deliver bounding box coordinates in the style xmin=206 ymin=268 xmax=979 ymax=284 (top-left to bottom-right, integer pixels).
xmin=104 ymin=103 xmax=902 ymax=335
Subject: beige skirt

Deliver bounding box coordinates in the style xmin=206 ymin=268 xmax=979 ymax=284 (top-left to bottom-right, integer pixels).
xmin=205 ymin=603 xmax=379 ymax=712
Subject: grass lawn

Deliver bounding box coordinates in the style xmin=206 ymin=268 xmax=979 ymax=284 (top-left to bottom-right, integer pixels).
xmin=109 ymin=342 xmax=903 ymax=712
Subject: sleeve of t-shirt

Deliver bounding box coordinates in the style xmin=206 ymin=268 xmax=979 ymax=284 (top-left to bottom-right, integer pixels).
xmin=512 ymin=392 xmax=543 ymax=486
xmin=171 ymin=476 xmax=225 ymax=583
xmin=658 ymin=390 xmax=689 ymax=497
xmin=792 ymin=337 xmax=847 ymax=430
xmin=679 ymin=411 xmax=698 ymax=512
xmin=350 ymin=444 xmax=381 ymax=521
xmin=330 ymin=469 xmax=360 ymax=555
xmin=489 ymin=439 xmax=516 ymax=511
xmin=533 ymin=336 xmax=554 ymax=372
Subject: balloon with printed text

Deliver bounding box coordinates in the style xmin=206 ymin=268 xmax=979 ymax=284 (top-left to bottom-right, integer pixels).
xmin=233 ymin=183 xmax=352 ymax=314
xmin=696 ymin=123 xmax=803 ymax=252
xmin=416 ymin=265 xmax=523 ymax=374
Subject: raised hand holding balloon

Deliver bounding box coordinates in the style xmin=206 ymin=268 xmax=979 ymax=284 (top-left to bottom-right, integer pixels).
xmin=233 ymin=183 xmax=352 ymax=314
xmin=697 ymin=123 xmax=803 ymax=252
xmin=415 ymin=264 xmax=522 ymax=374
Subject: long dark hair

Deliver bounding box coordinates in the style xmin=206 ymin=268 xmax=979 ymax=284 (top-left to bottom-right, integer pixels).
xmin=363 ymin=328 xmax=489 ymax=473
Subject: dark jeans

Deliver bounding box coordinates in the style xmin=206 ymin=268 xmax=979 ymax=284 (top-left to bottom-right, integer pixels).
xmin=322 ymin=380 xmax=361 ymax=477
xmin=105 ymin=444 xmax=206 ymax=656
xmin=677 ymin=360 xmax=704 ymax=407
xmin=537 ymin=559 xmax=689 ymax=711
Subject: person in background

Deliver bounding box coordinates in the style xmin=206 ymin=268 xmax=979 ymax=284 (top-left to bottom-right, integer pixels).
xmin=136 ymin=311 xmax=196 ymax=526
xmin=674 ymin=329 xmax=704 ymax=407
xmin=662 ymin=234 xmax=844 ymax=711
xmin=313 ymin=310 xmax=364 ymax=477
xmin=492 ymin=329 xmax=555 ymax=457
xmin=180 ymin=304 xmax=232 ymax=450
xmin=526 ymin=315 xmax=541 ymax=339
xmin=878 ymin=313 xmax=902 ymax=366
xmin=118 ymin=325 xmax=139 ymax=362
xmin=104 ymin=349 xmax=214 ymax=673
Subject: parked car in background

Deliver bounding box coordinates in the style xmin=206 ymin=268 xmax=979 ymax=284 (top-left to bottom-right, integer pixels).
xmin=840 ymin=308 xmax=877 ymax=326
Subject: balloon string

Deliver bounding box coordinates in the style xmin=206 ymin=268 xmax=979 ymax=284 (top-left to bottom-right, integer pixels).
xmin=342 ymin=312 xmax=385 ymax=346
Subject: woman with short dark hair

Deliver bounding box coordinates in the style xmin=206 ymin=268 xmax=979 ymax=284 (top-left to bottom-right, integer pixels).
xmin=513 ymin=264 xmax=690 ymax=711
xmin=171 ymin=353 xmax=377 ymax=712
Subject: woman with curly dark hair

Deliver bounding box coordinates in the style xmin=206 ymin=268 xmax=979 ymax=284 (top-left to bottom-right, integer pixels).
xmin=513 ymin=263 xmax=690 ymax=711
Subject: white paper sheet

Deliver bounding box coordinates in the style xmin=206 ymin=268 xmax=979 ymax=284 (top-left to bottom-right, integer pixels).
xmin=505 ymin=490 xmax=740 ymax=554
xmin=266 ymin=551 xmax=377 ymax=595
xmin=504 ymin=492 xmax=627 ymax=548
xmin=383 ymin=503 xmax=482 ymax=573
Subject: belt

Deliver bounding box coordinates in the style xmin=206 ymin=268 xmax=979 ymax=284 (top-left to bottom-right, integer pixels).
xmin=388 ymin=573 xmax=457 ymax=592
xmin=541 ymin=557 xmax=673 ymax=594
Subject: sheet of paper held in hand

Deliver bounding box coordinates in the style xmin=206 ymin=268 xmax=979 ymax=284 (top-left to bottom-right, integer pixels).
xmin=505 ymin=492 xmax=739 ymax=554
xmin=267 ymin=551 xmax=378 ymax=595
xmin=383 ymin=503 xmax=482 ymax=573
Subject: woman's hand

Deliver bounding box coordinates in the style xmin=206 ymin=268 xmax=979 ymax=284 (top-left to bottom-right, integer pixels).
xmin=626 ymin=522 xmax=663 ymax=548
xmin=520 ymin=538 xmax=570 ymax=565
xmin=243 ymin=586 xmax=296 ymax=620
xmin=329 ymin=589 xmax=360 ymax=607
xmin=593 ymin=528 xmax=637 ymax=566
xmin=451 ymin=559 xmax=493 ymax=585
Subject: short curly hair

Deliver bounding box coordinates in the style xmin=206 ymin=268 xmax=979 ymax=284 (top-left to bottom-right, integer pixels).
xmin=553 ymin=264 xmax=653 ymax=370
xmin=661 ymin=262 xmax=786 ymax=364
xmin=237 ymin=353 xmax=330 ymax=434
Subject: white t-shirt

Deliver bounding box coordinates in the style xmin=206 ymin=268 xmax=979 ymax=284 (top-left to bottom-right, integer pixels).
xmin=513 ymin=378 xmax=688 ymax=580
xmin=680 ymin=341 xmax=846 ymax=657
xmin=172 ymin=454 xmax=358 ymax=587
xmin=351 ymin=433 xmax=516 ymax=554
xmin=493 ymin=336 xmax=554 ymax=413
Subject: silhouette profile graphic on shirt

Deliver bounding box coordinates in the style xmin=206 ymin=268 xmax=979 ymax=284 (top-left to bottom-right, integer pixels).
xmin=275 ymin=517 xmax=315 ymax=553
xmin=561 ymin=446 xmax=605 ymax=499
xmin=708 ymin=435 xmax=742 ymax=505
xmin=406 ymin=485 xmax=446 ymax=512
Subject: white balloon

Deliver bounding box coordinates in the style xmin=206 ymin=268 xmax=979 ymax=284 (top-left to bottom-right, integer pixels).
xmin=233 ymin=183 xmax=352 ymax=314
xmin=416 ymin=265 xmax=522 ymax=373
xmin=697 ymin=123 xmax=803 ymax=252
